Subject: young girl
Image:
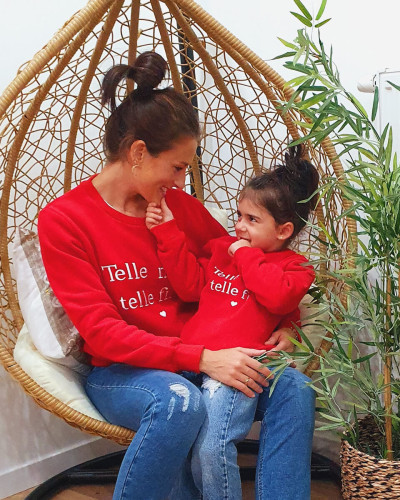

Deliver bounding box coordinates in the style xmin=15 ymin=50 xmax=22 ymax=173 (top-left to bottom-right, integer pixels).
xmin=146 ymin=145 xmax=319 ymax=500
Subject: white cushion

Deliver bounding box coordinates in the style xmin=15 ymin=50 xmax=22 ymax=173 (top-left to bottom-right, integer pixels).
xmin=14 ymin=324 xmax=105 ymax=420
xmin=206 ymin=206 xmax=229 ymax=229
xmin=13 ymin=227 xmax=90 ymax=374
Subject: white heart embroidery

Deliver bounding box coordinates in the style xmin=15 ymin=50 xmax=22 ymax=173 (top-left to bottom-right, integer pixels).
xmin=231 ymin=301 xmax=238 ymax=307
xmin=160 ymin=311 xmax=167 ymax=317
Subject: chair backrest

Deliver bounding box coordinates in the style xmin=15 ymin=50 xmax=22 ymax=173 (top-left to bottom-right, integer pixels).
xmin=0 ymin=0 xmax=354 ymax=444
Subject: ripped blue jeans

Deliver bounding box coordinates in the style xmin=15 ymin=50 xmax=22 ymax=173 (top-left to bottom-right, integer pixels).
xmin=85 ymin=364 xmax=206 ymax=500
xmin=86 ymin=364 xmax=315 ymax=500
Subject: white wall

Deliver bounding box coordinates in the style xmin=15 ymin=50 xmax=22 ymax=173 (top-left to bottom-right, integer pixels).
xmin=0 ymin=0 xmax=398 ymax=496
xmin=198 ymin=0 xmax=400 ymax=113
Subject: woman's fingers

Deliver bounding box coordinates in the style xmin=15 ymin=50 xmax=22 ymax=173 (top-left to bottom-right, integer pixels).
xmin=199 ymin=348 xmax=273 ymax=397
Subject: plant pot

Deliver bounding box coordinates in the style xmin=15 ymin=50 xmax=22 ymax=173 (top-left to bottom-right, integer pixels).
xmin=340 ymin=417 xmax=400 ymax=499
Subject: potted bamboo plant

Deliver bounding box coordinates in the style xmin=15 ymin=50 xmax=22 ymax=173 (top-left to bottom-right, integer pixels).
xmin=272 ymin=1 xmax=400 ymax=497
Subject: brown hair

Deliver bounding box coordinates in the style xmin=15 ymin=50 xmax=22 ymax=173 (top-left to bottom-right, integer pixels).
xmin=101 ymin=51 xmax=200 ymax=161
xmin=241 ymin=145 xmax=319 ymax=240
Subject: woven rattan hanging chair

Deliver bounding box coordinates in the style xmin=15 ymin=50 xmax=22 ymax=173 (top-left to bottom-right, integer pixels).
xmin=0 ymin=0 xmax=353 ymax=448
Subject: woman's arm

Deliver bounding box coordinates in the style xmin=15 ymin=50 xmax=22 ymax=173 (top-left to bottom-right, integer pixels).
xmin=38 ymin=206 xmax=204 ymax=373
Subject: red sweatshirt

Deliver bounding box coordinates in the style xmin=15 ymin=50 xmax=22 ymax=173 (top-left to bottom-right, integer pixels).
xmin=38 ymin=176 xmax=300 ymax=372
xmin=38 ymin=177 xmax=227 ymax=372
xmin=152 ymin=221 xmax=315 ymax=350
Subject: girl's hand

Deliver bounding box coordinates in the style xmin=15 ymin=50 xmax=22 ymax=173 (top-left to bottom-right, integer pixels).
xmin=265 ymin=327 xmax=296 ymax=367
xmin=145 ymin=198 xmax=174 ymax=230
xmin=199 ymin=347 xmax=274 ymax=398
xmin=228 ymin=239 xmax=251 ymax=257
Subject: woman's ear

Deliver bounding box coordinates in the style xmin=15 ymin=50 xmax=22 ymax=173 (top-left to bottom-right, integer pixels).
xmin=128 ymin=140 xmax=147 ymax=169
xmin=278 ymin=222 xmax=294 ymax=242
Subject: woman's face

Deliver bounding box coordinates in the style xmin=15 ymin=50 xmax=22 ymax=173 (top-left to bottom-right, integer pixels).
xmin=134 ymin=136 xmax=197 ymax=204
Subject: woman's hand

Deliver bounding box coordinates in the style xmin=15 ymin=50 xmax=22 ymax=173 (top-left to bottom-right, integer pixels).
xmin=228 ymin=239 xmax=251 ymax=257
xmin=145 ymin=198 xmax=174 ymax=230
xmin=199 ymin=347 xmax=274 ymax=397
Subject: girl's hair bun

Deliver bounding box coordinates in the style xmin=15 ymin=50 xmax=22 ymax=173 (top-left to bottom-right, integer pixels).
xmin=280 ymin=144 xmax=320 ymax=210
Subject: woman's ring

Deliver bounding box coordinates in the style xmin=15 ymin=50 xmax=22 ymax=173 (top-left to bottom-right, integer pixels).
xmin=245 ymin=377 xmax=250 ymax=385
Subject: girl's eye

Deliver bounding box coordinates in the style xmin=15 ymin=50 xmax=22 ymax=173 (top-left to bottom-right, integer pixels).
xmin=249 ymin=216 xmax=256 ymax=222
xmin=174 ymin=166 xmax=183 ymax=172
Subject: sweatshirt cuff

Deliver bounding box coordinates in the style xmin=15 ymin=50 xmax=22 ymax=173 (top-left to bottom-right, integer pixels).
xmin=174 ymin=344 xmax=205 ymax=373
xmin=151 ymin=219 xmax=180 ymax=241
xmin=233 ymin=246 xmax=263 ymax=267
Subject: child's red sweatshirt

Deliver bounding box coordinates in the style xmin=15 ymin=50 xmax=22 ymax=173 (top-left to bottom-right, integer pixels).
xmin=152 ymin=220 xmax=315 ymax=350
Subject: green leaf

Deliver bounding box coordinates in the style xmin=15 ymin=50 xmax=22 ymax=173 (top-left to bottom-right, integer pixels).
xmin=352 ymin=352 xmax=377 ymax=364
xmin=297 ymin=90 xmax=332 ymax=109
xmin=387 ymin=80 xmax=400 ymax=92
xmin=284 ymin=61 xmax=313 ymax=74
xmin=293 ymin=0 xmax=312 ymax=20
xmin=277 ymin=37 xmax=299 ymax=50
xmin=272 ymin=51 xmax=297 ymax=61
xmin=371 ymin=85 xmax=379 ymax=121
xmin=320 ymin=414 xmax=345 ymax=423
xmin=297 ymin=328 xmax=316 ymax=352
xmin=315 ymin=18 xmax=331 ymax=28
xmin=290 ymin=11 xmax=313 ymax=27
xmin=385 ymin=126 xmax=393 ymax=170
xmin=316 ymin=0 xmax=328 ymax=20
xmin=293 ymin=46 xmax=306 ymax=64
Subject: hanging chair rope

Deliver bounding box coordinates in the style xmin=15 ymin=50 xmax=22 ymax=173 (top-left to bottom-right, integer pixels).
xmin=65 ymin=0 xmax=125 ymax=192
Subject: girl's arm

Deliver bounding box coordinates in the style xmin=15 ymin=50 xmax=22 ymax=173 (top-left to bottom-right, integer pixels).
xmin=147 ymin=200 xmax=210 ymax=302
xmin=233 ymin=247 xmax=315 ymax=315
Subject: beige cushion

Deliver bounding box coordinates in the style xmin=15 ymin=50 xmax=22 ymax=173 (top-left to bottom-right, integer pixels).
xmin=13 ymin=227 xmax=90 ymax=374
xmin=14 ymin=324 xmax=105 ymax=420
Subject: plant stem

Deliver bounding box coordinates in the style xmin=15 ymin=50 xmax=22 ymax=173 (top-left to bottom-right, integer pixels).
xmin=384 ymin=272 xmax=393 ymax=459
xmin=384 ymin=354 xmax=393 ymax=460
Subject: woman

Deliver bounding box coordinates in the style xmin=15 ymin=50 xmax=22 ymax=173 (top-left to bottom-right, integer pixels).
xmin=38 ymin=51 xmax=315 ymax=500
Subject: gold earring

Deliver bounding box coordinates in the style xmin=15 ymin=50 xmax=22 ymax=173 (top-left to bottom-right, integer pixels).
xmin=131 ymin=160 xmax=138 ymax=172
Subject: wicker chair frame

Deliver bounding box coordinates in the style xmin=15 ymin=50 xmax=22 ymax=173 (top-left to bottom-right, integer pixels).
xmin=0 ymin=0 xmax=354 ymax=447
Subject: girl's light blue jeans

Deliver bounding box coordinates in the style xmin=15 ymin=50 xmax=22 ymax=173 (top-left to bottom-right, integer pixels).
xmin=85 ymin=364 xmax=315 ymax=500
xmin=182 ymin=372 xmax=259 ymax=500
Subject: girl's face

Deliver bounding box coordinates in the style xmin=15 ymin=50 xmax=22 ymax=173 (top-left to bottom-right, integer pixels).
xmin=235 ymin=197 xmax=293 ymax=252
xmin=133 ymin=136 xmax=197 ymax=204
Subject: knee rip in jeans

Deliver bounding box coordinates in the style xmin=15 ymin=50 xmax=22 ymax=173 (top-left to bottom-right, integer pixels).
xmin=167 ymin=383 xmax=194 ymax=420
xmin=201 ymin=377 xmax=222 ymax=398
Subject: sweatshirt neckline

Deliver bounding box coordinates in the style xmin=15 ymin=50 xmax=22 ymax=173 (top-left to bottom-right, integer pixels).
xmin=85 ymin=175 xmax=147 ymax=226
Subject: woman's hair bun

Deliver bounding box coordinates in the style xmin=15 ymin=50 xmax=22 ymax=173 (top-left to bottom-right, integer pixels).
xmin=101 ymin=52 xmax=168 ymax=110
xmin=129 ymin=51 xmax=167 ymax=91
